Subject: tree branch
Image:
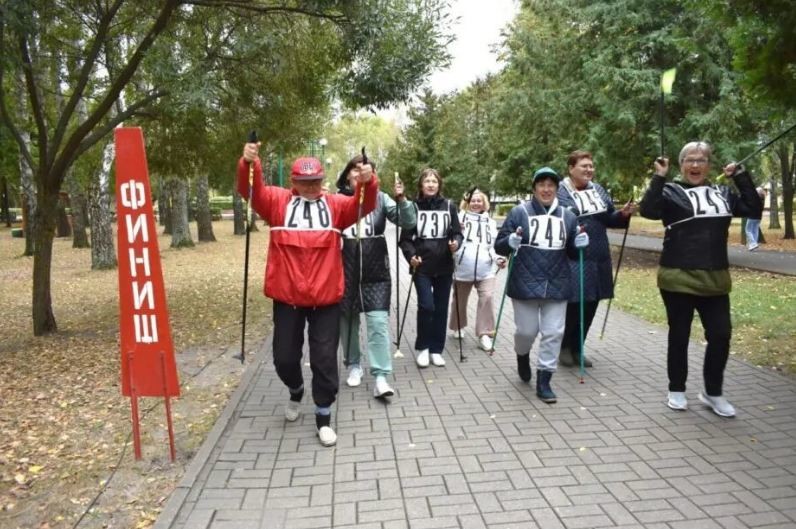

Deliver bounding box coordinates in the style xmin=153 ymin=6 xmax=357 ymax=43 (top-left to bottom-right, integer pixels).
xmin=18 ymin=34 xmax=48 ymax=169
xmin=184 ymin=0 xmax=348 ymax=25
xmin=69 ymin=89 xmax=169 ymax=164
xmin=50 ymin=0 xmax=124 ymax=168
xmin=50 ymin=0 xmax=181 ymax=189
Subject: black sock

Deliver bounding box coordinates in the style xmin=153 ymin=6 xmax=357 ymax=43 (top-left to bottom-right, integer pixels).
xmin=289 ymin=387 xmax=304 ymax=403
xmin=315 ymin=413 xmax=331 ymax=430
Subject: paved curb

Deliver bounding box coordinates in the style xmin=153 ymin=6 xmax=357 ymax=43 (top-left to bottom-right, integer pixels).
xmin=153 ymin=336 xmax=271 ymax=529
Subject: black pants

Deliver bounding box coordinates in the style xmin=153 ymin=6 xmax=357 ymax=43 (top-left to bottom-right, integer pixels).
xmin=272 ymin=301 xmax=340 ymax=408
xmin=414 ymin=273 xmax=453 ymax=354
xmin=660 ymin=290 xmax=731 ymax=396
xmin=561 ymin=300 xmax=600 ymax=356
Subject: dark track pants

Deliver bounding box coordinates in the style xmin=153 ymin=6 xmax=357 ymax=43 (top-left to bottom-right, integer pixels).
xmin=561 ymin=300 xmax=600 ymax=356
xmin=660 ymin=290 xmax=731 ymax=396
xmin=272 ymin=301 xmax=340 ymax=408
xmin=413 ymin=273 xmax=453 ymax=355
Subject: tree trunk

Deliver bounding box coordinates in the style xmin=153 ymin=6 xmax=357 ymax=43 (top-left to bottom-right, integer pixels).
xmin=20 ymin=130 xmax=36 ymax=256
xmin=1 ymin=173 xmax=12 ymax=227
xmin=170 ymin=178 xmax=194 ymax=248
xmin=233 ymin=192 xmax=245 ymax=235
xmin=32 ymin=184 xmax=59 ymax=335
xmin=769 ymin=175 xmax=781 ymax=229
xmin=778 ymin=143 xmax=794 ymax=239
xmin=88 ymin=142 xmax=117 ymax=269
xmin=162 ymin=180 xmax=173 ymax=235
xmin=56 ymin=193 xmax=72 ymax=237
xmin=195 ymin=173 xmax=216 ymax=242
xmin=67 ymin=169 xmax=90 ymax=248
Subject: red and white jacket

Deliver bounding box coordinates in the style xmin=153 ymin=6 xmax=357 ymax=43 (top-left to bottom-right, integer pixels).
xmin=237 ymin=158 xmax=378 ymax=307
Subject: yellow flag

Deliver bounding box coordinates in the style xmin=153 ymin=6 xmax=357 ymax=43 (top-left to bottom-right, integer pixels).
xmin=660 ymin=68 xmax=677 ymax=95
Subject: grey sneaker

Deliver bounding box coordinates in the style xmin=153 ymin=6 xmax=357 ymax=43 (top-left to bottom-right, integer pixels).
xmin=285 ymin=399 xmax=301 ymax=422
xmin=699 ymin=392 xmax=736 ymax=418
xmin=667 ymin=391 xmax=688 ymax=410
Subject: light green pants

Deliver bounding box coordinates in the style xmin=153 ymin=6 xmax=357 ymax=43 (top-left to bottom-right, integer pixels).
xmin=340 ymin=310 xmax=393 ymax=377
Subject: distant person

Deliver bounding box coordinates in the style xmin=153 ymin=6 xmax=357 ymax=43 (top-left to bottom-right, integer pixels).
xmin=399 ymin=168 xmax=463 ymax=368
xmin=448 ymin=187 xmax=506 ymax=351
xmin=639 ymin=141 xmax=762 ymax=417
xmin=494 ymin=167 xmax=588 ymax=403
xmin=744 ymin=186 xmax=766 ymax=251
xmin=556 ymin=150 xmax=635 ymax=368
xmin=337 ymin=154 xmax=416 ymax=399
xmin=238 ymin=142 xmax=378 ymax=446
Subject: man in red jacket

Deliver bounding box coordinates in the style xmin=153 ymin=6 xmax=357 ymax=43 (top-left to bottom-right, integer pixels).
xmin=238 ymin=141 xmax=378 ymax=446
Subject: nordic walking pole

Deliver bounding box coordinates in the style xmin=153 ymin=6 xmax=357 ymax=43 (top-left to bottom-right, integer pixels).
xmin=237 ymin=130 xmax=258 ymax=364
xmin=449 ymin=227 xmax=466 ymax=363
xmin=578 ymin=226 xmax=587 ymax=383
xmin=737 ymin=122 xmax=796 ymax=166
xmin=490 ymin=227 xmax=522 ymax=356
xmin=394 ymin=172 xmax=402 ymax=356
xmin=396 ymin=269 xmax=415 ymax=350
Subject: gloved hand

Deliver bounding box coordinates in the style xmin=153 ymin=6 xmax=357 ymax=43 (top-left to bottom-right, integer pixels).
xmin=508 ymin=231 xmax=522 ymax=250
xmin=574 ymin=230 xmax=589 ymax=249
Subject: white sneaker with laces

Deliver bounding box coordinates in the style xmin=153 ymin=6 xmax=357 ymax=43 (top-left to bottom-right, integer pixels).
xmin=318 ymin=426 xmax=337 ymax=447
xmin=667 ymin=391 xmax=688 ymax=410
xmin=285 ymin=399 xmax=301 ymax=421
xmin=346 ymin=365 xmax=364 ymax=387
xmin=479 ymin=334 xmax=493 ymax=351
xmin=430 ymin=353 xmax=446 ymax=366
xmin=699 ymin=392 xmax=736 ymax=417
xmin=416 ymin=349 xmax=430 ymax=368
xmin=373 ymin=376 xmax=394 ymax=398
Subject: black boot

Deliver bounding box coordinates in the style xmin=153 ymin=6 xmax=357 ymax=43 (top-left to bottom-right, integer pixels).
xmin=536 ymin=370 xmax=557 ymax=403
xmin=558 ymin=345 xmax=575 ymax=367
xmin=575 ymin=349 xmax=594 ymax=368
xmin=517 ymin=354 xmax=531 ymax=382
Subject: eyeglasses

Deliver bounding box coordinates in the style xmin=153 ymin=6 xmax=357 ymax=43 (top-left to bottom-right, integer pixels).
xmin=683 ymin=158 xmax=709 ymax=166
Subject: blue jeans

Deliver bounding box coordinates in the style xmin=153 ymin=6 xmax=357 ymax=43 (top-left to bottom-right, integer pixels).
xmin=413 ymin=273 xmax=453 ymax=354
xmin=745 ymin=218 xmax=761 ymax=249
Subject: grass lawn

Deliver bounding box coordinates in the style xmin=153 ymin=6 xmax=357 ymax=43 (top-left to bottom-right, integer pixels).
xmin=612 ymin=248 xmax=796 ymax=375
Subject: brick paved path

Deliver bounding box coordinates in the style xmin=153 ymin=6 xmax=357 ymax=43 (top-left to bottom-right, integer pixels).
xmin=155 ymin=236 xmax=796 ymax=529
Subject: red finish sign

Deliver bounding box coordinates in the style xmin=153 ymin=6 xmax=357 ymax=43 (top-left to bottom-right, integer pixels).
xmin=115 ymin=127 xmax=179 ymax=398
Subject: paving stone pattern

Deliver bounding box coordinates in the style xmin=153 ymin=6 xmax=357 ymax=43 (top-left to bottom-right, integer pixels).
xmin=156 ymin=235 xmax=796 ymax=529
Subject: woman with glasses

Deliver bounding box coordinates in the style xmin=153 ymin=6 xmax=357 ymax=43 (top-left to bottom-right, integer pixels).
xmin=556 ymin=150 xmax=634 ymax=368
xmin=639 ymin=141 xmax=762 ymax=418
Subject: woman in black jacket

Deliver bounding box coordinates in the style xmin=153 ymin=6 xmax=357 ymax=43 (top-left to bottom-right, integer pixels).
xmin=399 ymin=168 xmax=463 ymax=368
xmin=639 ymin=141 xmax=762 ymax=418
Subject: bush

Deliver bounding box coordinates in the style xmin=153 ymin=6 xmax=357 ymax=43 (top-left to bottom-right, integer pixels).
xmin=210 ymin=207 xmax=222 ymax=221
xmin=209 ymin=196 xmax=234 ymax=210
xmin=494 ymin=203 xmax=515 ymax=217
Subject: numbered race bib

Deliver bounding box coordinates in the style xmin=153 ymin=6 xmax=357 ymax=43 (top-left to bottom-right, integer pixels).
xmin=342 ymin=212 xmax=376 ymax=239
xmin=282 ymin=196 xmax=333 ymax=230
xmin=526 ymin=214 xmax=565 ymax=250
xmin=462 ymin=215 xmax=493 ymax=246
xmin=417 ymin=210 xmax=451 ymax=239
xmin=571 ymin=188 xmax=607 ymax=216
xmin=685 ymin=186 xmax=731 ymax=219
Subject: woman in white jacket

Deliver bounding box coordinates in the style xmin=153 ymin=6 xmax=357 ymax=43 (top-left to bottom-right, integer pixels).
xmin=448 ymin=188 xmax=506 ymax=350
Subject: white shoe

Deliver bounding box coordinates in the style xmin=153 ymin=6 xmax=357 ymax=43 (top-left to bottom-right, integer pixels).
xmin=699 ymin=392 xmax=736 ymax=418
xmin=346 ymin=365 xmax=364 ymax=387
xmin=285 ymin=399 xmax=301 ymax=421
xmin=430 ymin=353 xmax=446 ymax=366
xmin=448 ymin=329 xmax=462 ymax=339
xmin=318 ymin=426 xmax=337 ymax=447
xmin=373 ymin=376 xmax=394 ymax=398
xmin=748 ymin=243 xmax=759 ymax=251
xmin=667 ymin=391 xmax=687 ymax=410
xmin=479 ymin=334 xmax=493 ymax=351
xmin=416 ymin=349 xmax=430 ymax=368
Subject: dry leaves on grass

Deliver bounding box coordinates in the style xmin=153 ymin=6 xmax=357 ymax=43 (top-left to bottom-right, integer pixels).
xmin=0 ymin=222 xmax=272 ymax=529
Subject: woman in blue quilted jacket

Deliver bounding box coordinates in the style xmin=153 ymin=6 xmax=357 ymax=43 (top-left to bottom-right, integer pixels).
xmin=495 ymin=167 xmax=588 ymax=403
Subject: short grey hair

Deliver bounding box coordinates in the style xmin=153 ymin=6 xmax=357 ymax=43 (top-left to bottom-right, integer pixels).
xmin=678 ymin=141 xmax=712 ymax=166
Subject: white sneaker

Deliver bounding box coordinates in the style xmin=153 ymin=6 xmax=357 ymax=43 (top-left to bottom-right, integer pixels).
xmin=448 ymin=329 xmax=462 ymax=339
xmin=373 ymin=376 xmax=394 ymax=398
xmin=430 ymin=353 xmax=446 ymax=366
xmin=285 ymin=399 xmax=301 ymax=421
xmin=667 ymin=391 xmax=688 ymax=410
xmin=699 ymin=392 xmax=736 ymax=418
xmin=318 ymin=426 xmax=337 ymax=447
xmin=479 ymin=334 xmax=493 ymax=351
xmin=416 ymin=349 xmax=430 ymax=368
xmin=346 ymin=365 xmax=364 ymax=387
xmin=748 ymin=243 xmax=759 ymax=251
